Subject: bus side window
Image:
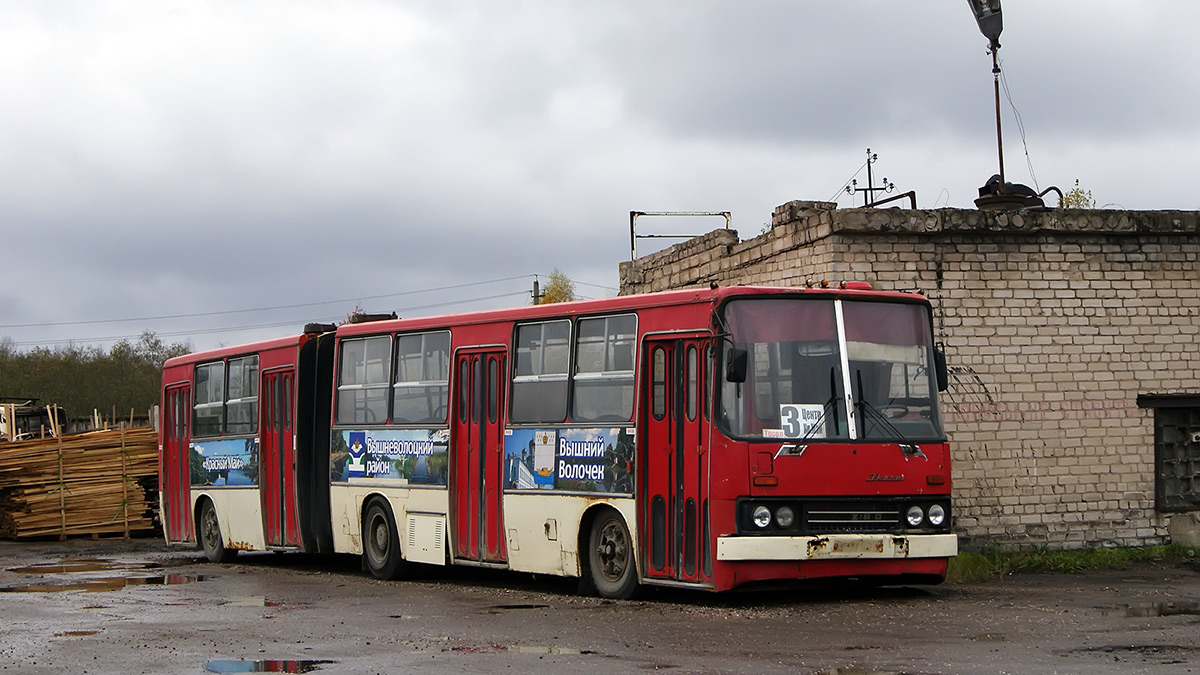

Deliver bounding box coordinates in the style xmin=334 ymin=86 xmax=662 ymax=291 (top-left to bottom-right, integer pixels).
xmin=226 ymin=356 xmax=259 ymax=435
xmin=335 ymin=336 xmax=392 ymax=425
xmin=393 ymin=331 xmax=451 ymax=424
xmin=193 ymin=362 xmax=225 ymax=437
xmin=572 ymin=314 xmax=636 ymax=423
xmin=510 ymin=320 xmax=570 ymax=424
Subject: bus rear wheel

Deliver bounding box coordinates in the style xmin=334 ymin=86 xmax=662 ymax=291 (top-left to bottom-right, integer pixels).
xmin=588 ymin=508 xmax=638 ymax=599
xmin=362 ymin=498 xmax=407 ymax=580
xmin=199 ymin=500 xmax=236 ymax=563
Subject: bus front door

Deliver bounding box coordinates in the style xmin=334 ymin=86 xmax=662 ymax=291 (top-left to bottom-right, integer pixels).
xmin=161 ymin=384 xmax=193 ymax=543
xmin=260 ymin=368 xmax=300 ymax=547
xmin=640 ymin=337 xmax=712 ymax=585
xmin=450 ymin=349 xmax=508 ymax=564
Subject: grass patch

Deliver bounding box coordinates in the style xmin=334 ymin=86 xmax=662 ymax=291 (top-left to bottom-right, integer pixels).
xmin=946 ymin=545 xmax=1199 ymax=584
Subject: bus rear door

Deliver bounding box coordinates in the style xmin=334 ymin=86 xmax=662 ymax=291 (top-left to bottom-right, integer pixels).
xmin=161 ymin=383 xmax=193 ymax=543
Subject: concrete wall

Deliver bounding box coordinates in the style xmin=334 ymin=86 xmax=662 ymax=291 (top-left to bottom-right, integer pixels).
xmin=620 ymin=201 xmax=1200 ymax=550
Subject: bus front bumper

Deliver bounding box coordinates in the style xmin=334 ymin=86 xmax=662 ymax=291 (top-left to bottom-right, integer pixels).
xmin=716 ymin=533 xmax=958 ymax=561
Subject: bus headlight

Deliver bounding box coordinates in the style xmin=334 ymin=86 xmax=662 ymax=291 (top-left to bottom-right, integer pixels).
xmin=752 ymin=505 xmax=772 ymax=529
xmin=905 ymin=505 xmax=924 ymax=527
xmin=775 ymin=506 xmax=795 ymax=528
xmin=928 ymin=503 xmax=946 ymax=527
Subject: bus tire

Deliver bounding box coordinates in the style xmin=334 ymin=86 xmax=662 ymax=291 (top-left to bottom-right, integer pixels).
xmin=198 ymin=500 xmax=237 ymax=563
xmin=362 ymin=498 xmax=407 ymax=580
xmin=588 ymin=508 xmax=638 ymax=599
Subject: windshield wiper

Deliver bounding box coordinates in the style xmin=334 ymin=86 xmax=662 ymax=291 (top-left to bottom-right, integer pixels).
xmin=801 ymin=367 xmax=842 ymax=440
xmin=855 ymin=370 xmax=926 ymax=460
xmin=826 ymin=366 xmax=840 ymax=437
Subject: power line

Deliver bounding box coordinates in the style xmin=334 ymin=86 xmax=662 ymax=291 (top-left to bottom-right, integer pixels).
xmin=999 ymin=57 xmax=1039 ymax=191
xmin=564 ymin=279 xmax=619 ymax=293
xmin=5 ymin=290 xmax=532 ymax=348
xmin=3 ymin=270 xmax=619 ymax=349
xmin=0 ymin=275 xmax=537 ymax=330
xmin=827 ymin=158 xmax=871 ymax=203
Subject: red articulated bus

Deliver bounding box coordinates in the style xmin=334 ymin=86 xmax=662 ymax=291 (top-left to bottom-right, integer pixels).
xmin=160 ymin=285 xmax=955 ymax=597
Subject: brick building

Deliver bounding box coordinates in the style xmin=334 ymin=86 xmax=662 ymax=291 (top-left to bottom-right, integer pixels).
xmin=619 ymin=201 xmax=1200 ymax=550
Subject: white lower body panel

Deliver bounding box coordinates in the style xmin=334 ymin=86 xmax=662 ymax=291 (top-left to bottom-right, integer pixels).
xmin=716 ymin=533 xmax=958 ymax=561
xmin=191 ymin=488 xmax=264 ymax=551
xmin=329 ymin=484 xmax=449 ymax=559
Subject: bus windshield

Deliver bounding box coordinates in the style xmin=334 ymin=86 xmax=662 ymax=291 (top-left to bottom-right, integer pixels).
xmin=717 ymin=297 xmax=944 ymax=442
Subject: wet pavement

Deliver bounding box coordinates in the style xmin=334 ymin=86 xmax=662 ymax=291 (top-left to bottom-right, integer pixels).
xmin=0 ymin=538 xmax=1197 ymax=674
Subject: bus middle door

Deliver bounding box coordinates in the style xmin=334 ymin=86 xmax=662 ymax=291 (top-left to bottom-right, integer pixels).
xmin=450 ymin=348 xmax=508 ymax=564
xmin=640 ymin=336 xmax=712 ymax=585
xmin=261 ymin=368 xmax=300 ymax=547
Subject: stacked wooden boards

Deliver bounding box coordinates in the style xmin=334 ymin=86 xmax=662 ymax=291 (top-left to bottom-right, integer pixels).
xmin=0 ymin=427 xmax=159 ymax=539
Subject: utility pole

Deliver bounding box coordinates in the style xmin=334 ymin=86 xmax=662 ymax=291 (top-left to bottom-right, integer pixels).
xmin=531 ymin=276 xmax=544 ymax=305
xmin=845 ymin=148 xmax=895 ymax=207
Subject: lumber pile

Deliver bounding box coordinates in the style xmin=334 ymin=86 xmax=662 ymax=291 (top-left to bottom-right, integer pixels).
xmin=0 ymin=426 xmax=159 ymax=539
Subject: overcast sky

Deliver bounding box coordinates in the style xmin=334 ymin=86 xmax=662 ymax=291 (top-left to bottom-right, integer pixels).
xmin=1 ymin=1 xmax=1195 ymax=353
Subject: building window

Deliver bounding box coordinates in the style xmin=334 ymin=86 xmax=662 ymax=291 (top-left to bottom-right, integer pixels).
xmin=1138 ymin=394 xmax=1200 ymax=512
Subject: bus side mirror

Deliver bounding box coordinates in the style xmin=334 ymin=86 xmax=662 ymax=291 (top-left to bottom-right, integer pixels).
xmin=934 ymin=347 xmax=948 ymax=392
xmin=726 ymin=346 xmax=748 ymax=384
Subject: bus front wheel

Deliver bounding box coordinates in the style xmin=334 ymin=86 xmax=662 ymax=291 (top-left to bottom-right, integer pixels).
xmin=362 ymin=498 xmax=407 ymax=580
xmin=588 ymin=508 xmax=638 ymax=599
xmin=199 ymin=500 xmax=236 ymax=563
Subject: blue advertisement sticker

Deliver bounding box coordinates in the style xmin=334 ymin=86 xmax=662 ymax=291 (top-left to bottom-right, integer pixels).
xmin=331 ymin=429 xmax=449 ymax=486
xmin=505 ymin=427 xmax=635 ymax=493
xmin=190 ymin=438 xmax=259 ymax=487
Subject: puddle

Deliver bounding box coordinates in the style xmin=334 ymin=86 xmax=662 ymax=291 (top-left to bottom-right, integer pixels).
xmin=225 ymin=596 xmax=273 ymax=607
xmin=0 ymin=574 xmax=207 ymax=593
xmin=451 ymin=645 xmax=507 ymax=654
xmin=812 ymin=670 xmax=898 ymax=675
xmin=203 ymin=660 xmax=336 ymax=673
xmin=1099 ymin=600 xmax=1200 ymax=618
xmin=450 ymin=644 xmax=595 ymax=656
xmin=487 ymin=603 xmax=549 ymax=613
xmin=222 ymin=596 xmax=305 ymax=608
xmin=1066 ymin=644 xmax=1195 ymax=665
xmin=1 ymin=557 xmax=202 ymax=594
xmin=510 ymin=646 xmax=591 ymax=655
xmin=7 ymin=558 xmax=161 ymax=575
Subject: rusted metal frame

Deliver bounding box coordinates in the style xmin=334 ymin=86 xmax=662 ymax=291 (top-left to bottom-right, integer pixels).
xmin=629 ymin=211 xmax=732 ymax=260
